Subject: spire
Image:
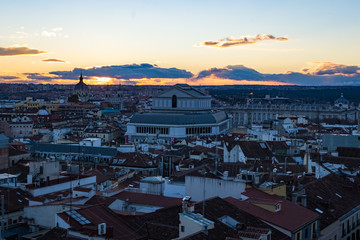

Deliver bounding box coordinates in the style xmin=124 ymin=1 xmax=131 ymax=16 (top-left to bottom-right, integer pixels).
xmin=79 ymin=71 xmax=83 ymax=83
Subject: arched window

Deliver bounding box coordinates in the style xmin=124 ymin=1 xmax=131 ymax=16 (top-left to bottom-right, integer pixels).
xmin=172 ymin=95 xmax=177 ymax=108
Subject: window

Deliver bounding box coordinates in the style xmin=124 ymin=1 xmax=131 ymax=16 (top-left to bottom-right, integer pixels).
xmin=295 ymin=231 xmax=300 ymax=240
xmin=312 ymin=222 xmax=317 ymax=238
xmin=275 ymin=203 xmax=280 ymax=211
xmin=172 ymin=95 xmax=177 ymax=108
xmin=181 ymin=225 xmax=185 ymax=232
xmin=136 ymin=126 xmax=169 ymax=135
xmin=305 ymin=228 xmax=308 ymax=238
xmin=186 ymin=127 xmax=212 ymax=135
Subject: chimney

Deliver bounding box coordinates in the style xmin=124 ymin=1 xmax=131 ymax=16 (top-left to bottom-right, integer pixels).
xmin=27 ymin=174 xmax=33 ymax=184
xmin=182 ymin=196 xmax=192 ymax=213
xmin=291 ymin=192 xmax=297 ymax=203
xmin=223 ymin=171 xmax=229 ymax=179
xmin=301 ymin=195 xmax=307 ymax=207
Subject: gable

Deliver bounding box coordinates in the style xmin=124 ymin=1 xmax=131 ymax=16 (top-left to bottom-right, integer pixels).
xmin=156 ymin=88 xmax=195 ymax=98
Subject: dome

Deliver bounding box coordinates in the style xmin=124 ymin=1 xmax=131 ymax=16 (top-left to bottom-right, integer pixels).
xmin=38 ymin=105 xmax=50 ymax=115
xmin=38 ymin=109 xmax=50 ymax=115
xmin=74 ymin=74 xmax=89 ymax=91
xmin=335 ymin=93 xmax=349 ymax=105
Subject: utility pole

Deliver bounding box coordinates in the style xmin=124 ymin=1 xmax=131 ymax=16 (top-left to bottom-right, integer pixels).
xmin=202 ymin=171 xmax=206 ymax=216
xmin=161 ymin=156 xmax=163 ymax=177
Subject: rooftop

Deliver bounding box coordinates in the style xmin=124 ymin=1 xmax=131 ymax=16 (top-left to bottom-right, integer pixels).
xmin=225 ymin=188 xmax=319 ymax=233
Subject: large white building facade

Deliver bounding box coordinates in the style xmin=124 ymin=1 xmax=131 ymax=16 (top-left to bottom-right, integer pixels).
xmin=125 ymin=84 xmax=230 ymax=144
xmin=228 ymin=94 xmax=359 ymax=126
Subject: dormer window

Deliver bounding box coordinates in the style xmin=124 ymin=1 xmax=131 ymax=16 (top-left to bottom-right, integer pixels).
xmin=172 ymin=95 xmax=177 ymax=108
xmin=275 ymin=203 xmax=281 ymax=212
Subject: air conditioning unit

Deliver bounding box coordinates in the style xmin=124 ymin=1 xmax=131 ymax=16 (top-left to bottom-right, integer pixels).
xmin=98 ymin=223 xmax=106 ymax=236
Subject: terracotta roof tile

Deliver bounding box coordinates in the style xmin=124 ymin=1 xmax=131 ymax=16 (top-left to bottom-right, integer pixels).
xmin=225 ymin=188 xmax=319 ymax=232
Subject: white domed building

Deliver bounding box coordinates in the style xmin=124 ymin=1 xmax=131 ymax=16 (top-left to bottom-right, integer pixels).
xmin=125 ymin=84 xmax=230 ymax=144
xmin=73 ymin=74 xmax=90 ymax=102
xmin=334 ymin=93 xmax=349 ymax=109
xmin=37 ymin=105 xmax=50 ymax=116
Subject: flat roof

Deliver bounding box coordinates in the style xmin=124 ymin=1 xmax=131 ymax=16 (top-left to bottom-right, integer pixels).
xmin=0 ymin=173 xmax=17 ymax=179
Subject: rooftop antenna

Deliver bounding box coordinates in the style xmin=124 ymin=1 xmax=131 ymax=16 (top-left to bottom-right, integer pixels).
xmin=215 ymin=134 xmax=218 ymax=173
xmin=202 ymin=169 xmax=206 ymax=216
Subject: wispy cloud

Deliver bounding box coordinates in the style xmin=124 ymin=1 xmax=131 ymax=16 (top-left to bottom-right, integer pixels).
xmin=0 ymin=45 xmax=46 ymax=56
xmin=52 ymin=27 xmax=63 ymax=32
xmin=39 ymin=27 xmax=66 ymax=38
xmin=41 ymin=31 xmax=57 ymax=37
xmin=197 ymin=34 xmax=288 ymax=48
xmin=42 ymin=58 xmax=68 ymax=63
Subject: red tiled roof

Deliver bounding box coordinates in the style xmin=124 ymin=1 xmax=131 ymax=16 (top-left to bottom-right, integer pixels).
xmin=58 ymin=205 xmax=142 ymax=240
xmin=225 ymin=188 xmax=319 ymax=232
xmin=74 ymin=187 xmax=92 ymax=193
xmin=111 ymin=191 xmax=182 ymax=208
xmin=0 ymin=186 xmax=31 ymax=213
xmin=266 ymin=141 xmax=290 ymax=150
xmin=8 ymin=147 xmax=28 ymax=157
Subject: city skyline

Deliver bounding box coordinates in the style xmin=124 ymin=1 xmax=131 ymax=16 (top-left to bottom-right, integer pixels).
xmin=1 ymin=0 xmax=360 ymax=85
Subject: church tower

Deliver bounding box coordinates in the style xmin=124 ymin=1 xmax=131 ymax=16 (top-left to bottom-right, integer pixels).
xmin=73 ymin=73 xmax=90 ymax=102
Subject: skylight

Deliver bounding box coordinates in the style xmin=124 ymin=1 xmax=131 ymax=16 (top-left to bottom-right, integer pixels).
xmin=315 ymin=208 xmax=323 ymax=214
xmin=66 ymin=210 xmax=91 ymax=225
xmin=335 ymin=193 xmax=342 ymax=198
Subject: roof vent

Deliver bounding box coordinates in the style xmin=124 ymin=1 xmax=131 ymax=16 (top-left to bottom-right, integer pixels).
xmin=182 ymin=196 xmax=192 ymax=213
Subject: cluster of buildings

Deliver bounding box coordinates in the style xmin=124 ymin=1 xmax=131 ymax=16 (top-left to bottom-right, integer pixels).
xmin=0 ymin=79 xmax=359 ymax=239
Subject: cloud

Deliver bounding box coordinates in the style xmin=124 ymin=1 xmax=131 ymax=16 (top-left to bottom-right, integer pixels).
xmin=39 ymin=27 xmax=66 ymax=38
xmin=42 ymin=58 xmax=67 ymax=63
xmin=25 ymin=73 xmax=54 ymax=81
xmin=301 ymin=62 xmax=360 ymax=76
xmin=41 ymin=31 xmax=57 ymax=37
xmin=50 ymin=63 xmax=194 ymax=80
xmin=197 ymin=65 xmax=264 ymax=80
xmin=52 ymin=27 xmax=63 ymax=32
xmin=0 ymin=45 xmax=46 ymax=56
xmin=2 ymin=62 xmax=359 ymax=86
xmin=198 ymin=34 xmax=288 ymax=48
xmin=0 ymin=75 xmax=19 ymax=80
xmin=195 ymin=63 xmax=360 ymax=86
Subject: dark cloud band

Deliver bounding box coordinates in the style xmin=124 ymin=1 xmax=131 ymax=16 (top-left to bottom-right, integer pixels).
xmin=50 ymin=63 xmax=193 ymax=80
xmin=196 ymin=63 xmax=360 ymax=85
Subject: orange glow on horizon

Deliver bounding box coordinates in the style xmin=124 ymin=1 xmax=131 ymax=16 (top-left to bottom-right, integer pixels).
xmin=0 ymin=72 xmax=293 ymax=86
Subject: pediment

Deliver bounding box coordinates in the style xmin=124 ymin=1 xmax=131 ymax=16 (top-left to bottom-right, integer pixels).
xmin=156 ymin=88 xmax=194 ymax=98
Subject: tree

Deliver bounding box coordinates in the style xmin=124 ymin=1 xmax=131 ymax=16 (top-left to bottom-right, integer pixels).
xmin=68 ymin=94 xmax=79 ymax=103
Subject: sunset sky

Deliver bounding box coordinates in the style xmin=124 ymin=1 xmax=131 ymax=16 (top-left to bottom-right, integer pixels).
xmin=1 ymin=0 xmax=360 ymax=85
